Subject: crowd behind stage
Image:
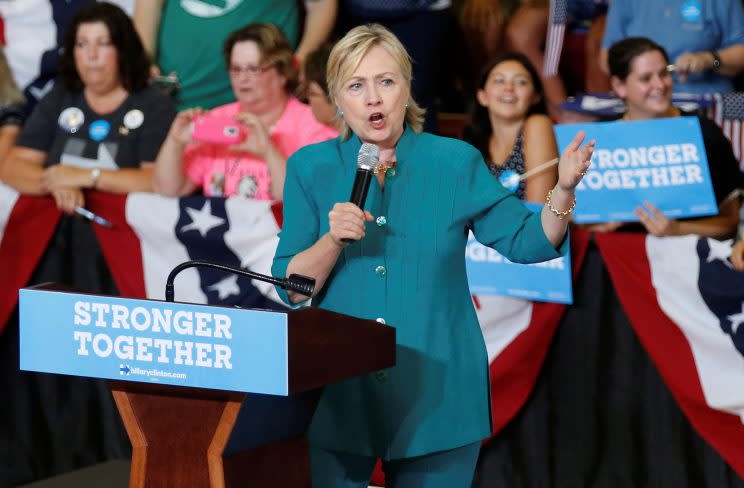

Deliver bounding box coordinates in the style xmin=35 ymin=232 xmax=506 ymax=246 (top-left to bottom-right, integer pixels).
xmin=2 ymin=0 xmax=744 ymax=486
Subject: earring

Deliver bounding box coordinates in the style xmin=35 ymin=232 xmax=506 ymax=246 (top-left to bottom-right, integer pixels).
xmin=404 ymin=101 xmax=410 ymax=108
xmin=337 ymin=108 xmax=344 ymax=117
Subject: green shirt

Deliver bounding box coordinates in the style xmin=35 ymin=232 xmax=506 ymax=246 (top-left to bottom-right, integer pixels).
xmin=273 ymin=128 xmax=566 ymax=459
xmin=157 ymin=0 xmax=300 ymax=110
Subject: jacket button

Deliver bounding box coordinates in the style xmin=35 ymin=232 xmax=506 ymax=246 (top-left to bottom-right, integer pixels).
xmin=376 ymin=215 xmax=387 ymax=227
xmin=386 ymin=168 xmax=396 ymax=178
xmin=376 ymin=317 xmax=386 ymax=324
xmin=376 ymin=370 xmax=387 ymax=382
xmin=375 ymin=265 xmax=386 ymax=277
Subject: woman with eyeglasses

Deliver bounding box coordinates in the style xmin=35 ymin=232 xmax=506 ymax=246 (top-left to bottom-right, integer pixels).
xmin=153 ymin=23 xmax=337 ymax=200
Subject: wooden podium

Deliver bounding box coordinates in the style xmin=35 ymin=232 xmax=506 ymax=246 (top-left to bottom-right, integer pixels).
xmin=109 ymin=307 xmax=395 ymax=488
xmin=18 ymin=288 xmax=395 ymax=488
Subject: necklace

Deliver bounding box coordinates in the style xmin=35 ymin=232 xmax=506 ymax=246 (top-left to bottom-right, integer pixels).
xmin=374 ymin=160 xmax=396 ymax=176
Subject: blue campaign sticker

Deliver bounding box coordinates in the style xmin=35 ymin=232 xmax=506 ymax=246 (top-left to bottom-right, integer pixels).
xmin=681 ymin=0 xmax=702 ymax=23
xmin=89 ymin=119 xmax=111 ymax=141
xmin=465 ymin=202 xmax=572 ymax=304
xmin=499 ymin=169 xmax=520 ymax=192
xmin=554 ymin=117 xmax=717 ymax=223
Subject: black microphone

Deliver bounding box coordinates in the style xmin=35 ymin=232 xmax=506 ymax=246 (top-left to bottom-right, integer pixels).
xmin=350 ymin=142 xmax=380 ymax=208
xmin=343 ymin=143 xmax=380 ymax=243
xmin=164 ymin=260 xmax=315 ymax=302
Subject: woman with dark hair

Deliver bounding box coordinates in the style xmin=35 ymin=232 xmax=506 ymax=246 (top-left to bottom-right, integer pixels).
xmin=153 ymin=22 xmax=336 ymax=201
xmin=0 ymin=4 xmax=175 ymax=482
xmin=1 ymin=1 xmax=175 ymax=212
xmin=464 ymin=52 xmax=558 ymax=202
xmin=606 ymin=37 xmax=742 ymax=238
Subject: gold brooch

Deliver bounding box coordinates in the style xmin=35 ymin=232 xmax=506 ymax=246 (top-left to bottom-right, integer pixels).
xmin=374 ymin=160 xmax=396 ymax=176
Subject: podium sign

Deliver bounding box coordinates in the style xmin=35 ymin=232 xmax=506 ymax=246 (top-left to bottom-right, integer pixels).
xmin=20 ymin=287 xmax=291 ymax=395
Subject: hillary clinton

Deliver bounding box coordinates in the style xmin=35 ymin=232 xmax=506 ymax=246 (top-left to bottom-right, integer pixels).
xmin=272 ymin=23 xmax=594 ymax=488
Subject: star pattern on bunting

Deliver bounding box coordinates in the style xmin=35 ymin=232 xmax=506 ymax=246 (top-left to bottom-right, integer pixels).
xmin=727 ymin=303 xmax=744 ymax=335
xmin=180 ymin=200 xmax=225 ymax=237
xmin=207 ymin=274 xmax=240 ymax=300
xmin=706 ymin=238 xmax=734 ymax=268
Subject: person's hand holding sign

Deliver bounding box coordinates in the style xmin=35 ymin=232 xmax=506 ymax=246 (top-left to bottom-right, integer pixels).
xmin=635 ymin=201 xmax=680 ymax=237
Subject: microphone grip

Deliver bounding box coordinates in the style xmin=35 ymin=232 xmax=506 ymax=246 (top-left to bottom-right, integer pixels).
xmin=343 ymin=168 xmax=374 ymax=243
xmin=349 ymin=168 xmax=373 ymax=208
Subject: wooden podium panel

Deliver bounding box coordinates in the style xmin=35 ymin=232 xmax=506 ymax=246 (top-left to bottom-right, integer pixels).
xmin=111 ymin=384 xmax=243 ymax=488
xmin=108 ymin=307 xmax=394 ymax=487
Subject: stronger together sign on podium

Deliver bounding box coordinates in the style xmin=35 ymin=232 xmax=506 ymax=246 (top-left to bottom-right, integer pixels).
xmin=19 ymin=286 xmax=291 ymax=394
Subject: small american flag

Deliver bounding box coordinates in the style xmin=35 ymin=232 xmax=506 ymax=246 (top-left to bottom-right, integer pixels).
xmin=543 ymin=0 xmax=568 ymax=77
xmin=707 ymin=93 xmax=744 ymax=170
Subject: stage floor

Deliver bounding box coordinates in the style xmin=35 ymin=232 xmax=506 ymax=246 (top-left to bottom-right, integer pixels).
xmin=20 ymin=461 xmax=130 ymax=488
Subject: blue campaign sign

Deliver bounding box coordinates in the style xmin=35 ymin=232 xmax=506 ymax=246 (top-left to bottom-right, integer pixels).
xmin=19 ymin=288 xmax=290 ymax=395
xmin=465 ymin=204 xmax=572 ymax=304
xmin=554 ymin=117 xmax=718 ymax=223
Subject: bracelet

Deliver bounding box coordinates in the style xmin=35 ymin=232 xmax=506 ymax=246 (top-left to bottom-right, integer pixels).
xmin=90 ymin=168 xmax=101 ymax=189
xmin=546 ymin=188 xmax=576 ymax=219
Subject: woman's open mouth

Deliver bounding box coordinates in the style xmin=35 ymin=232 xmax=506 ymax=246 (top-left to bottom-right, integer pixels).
xmin=369 ymin=112 xmax=385 ymax=129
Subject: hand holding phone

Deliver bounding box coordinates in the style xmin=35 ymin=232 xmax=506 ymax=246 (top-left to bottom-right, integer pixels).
xmin=191 ymin=115 xmax=247 ymax=144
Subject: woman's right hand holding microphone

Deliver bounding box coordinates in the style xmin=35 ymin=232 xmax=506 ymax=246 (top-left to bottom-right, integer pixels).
xmin=327 ymin=202 xmax=373 ymax=246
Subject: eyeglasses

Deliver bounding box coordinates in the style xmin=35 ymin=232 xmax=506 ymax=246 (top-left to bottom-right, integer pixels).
xmin=228 ymin=63 xmax=275 ymax=78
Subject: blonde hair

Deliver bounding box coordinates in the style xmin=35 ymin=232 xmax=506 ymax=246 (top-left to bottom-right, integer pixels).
xmin=327 ymin=24 xmax=425 ymax=139
xmin=0 ymin=46 xmax=23 ymax=107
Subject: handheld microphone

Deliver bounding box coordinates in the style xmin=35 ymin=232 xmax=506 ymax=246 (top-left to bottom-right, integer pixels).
xmin=349 ymin=143 xmax=380 ymax=209
xmin=343 ymin=143 xmax=380 ymax=243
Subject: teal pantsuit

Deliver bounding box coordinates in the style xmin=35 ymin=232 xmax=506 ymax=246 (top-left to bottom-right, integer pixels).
xmin=310 ymin=442 xmax=481 ymax=488
xmin=272 ymin=128 xmax=566 ymax=478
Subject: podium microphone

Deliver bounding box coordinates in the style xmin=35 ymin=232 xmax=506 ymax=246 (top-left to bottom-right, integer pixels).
xmin=164 ymin=260 xmax=315 ymax=302
xmin=343 ymin=142 xmax=380 ymax=243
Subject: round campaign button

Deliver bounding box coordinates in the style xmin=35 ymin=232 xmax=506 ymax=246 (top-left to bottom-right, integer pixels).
xmin=681 ymin=0 xmax=702 ymax=23
xmin=89 ymin=119 xmax=111 ymax=141
xmin=58 ymin=107 xmax=84 ymax=133
xmin=498 ymin=169 xmax=520 ymax=192
xmin=123 ymin=109 xmax=144 ymax=129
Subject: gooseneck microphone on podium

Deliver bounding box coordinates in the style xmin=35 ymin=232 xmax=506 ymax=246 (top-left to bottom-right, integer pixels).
xmin=164 ymin=260 xmax=315 ymax=302
xmin=343 ymin=143 xmax=381 ymax=243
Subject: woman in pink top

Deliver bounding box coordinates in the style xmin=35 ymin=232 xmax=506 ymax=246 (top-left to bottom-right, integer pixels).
xmin=153 ymin=23 xmax=337 ymax=200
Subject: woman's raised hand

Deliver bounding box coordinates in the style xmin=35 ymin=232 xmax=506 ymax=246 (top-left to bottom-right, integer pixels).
xmin=230 ymin=112 xmax=273 ymax=158
xmin=167 ymin=108 xmax=204 ymax=146
xmin=327 ymin=202 xmax=374 ymax=246
xmin=557 ymin=130 xmax=595 ymax=191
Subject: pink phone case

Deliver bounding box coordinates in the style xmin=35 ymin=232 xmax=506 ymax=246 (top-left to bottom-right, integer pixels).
xmin=192 ymin=115 xmax=246 ymax=144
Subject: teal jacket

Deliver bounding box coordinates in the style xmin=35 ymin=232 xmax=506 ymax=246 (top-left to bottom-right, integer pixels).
xmin=272 ymin=127 xmax=566 ymax=459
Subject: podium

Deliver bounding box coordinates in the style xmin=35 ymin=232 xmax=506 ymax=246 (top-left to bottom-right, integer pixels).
xmin=19 ymin=284 xmax=396 ymax=487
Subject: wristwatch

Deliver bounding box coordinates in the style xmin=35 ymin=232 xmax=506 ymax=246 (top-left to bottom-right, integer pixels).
xmin=90 ymin=168 xmax=101 ymax=188
xmin=709 ymin=51 xmax=722 ymax=72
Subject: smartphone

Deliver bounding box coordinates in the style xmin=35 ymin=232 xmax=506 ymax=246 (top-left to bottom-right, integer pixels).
xmin=191 ymin=115 xmax=247 ymax=144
